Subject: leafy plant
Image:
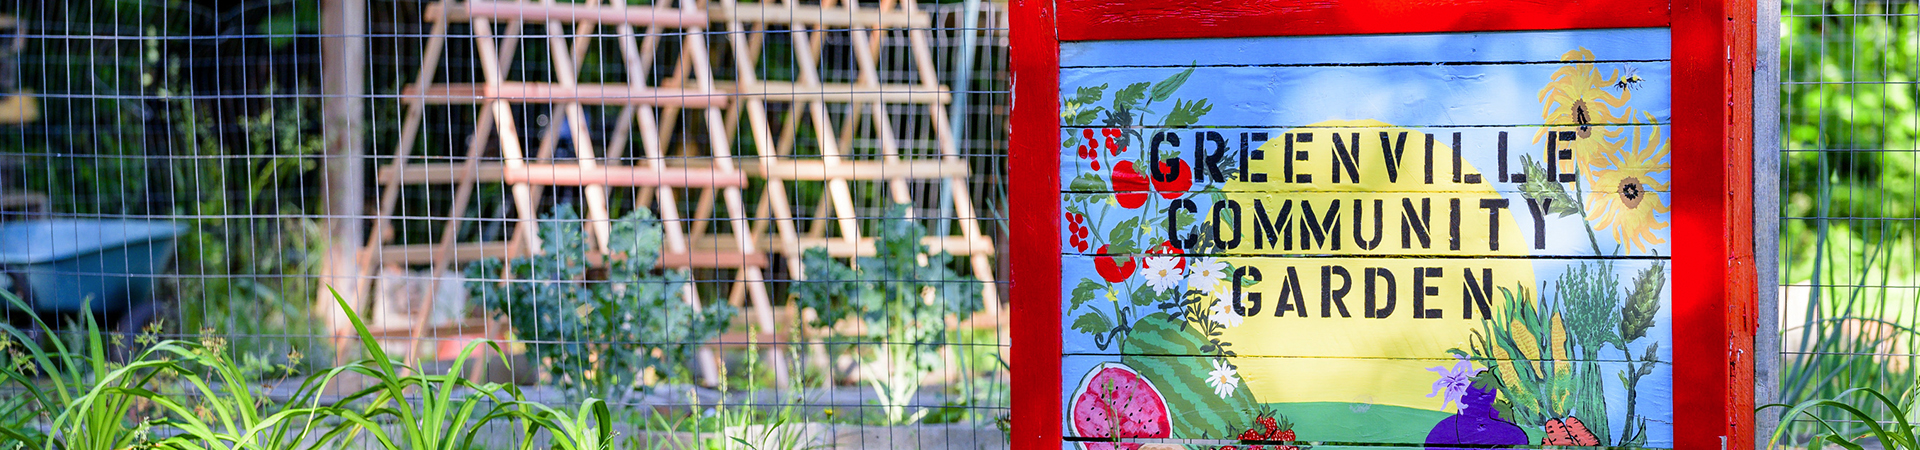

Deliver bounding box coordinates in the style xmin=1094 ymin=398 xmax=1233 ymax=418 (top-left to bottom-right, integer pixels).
xmin=1766 ymin=388 xmax=1920 ymax=450
xmin=0 ymin=290 xmax=345 ymax=450
xmin=466 ymin=206 xmax=735 ymax=406
xmin=793 ymin=204 xmax=983 ymax=425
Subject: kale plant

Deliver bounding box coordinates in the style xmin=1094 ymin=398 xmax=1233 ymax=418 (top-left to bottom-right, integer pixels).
xmin=792 ymin=204 xmax=982 ymax=424
xmin=465 ymin=206 xmax=734 ymax=405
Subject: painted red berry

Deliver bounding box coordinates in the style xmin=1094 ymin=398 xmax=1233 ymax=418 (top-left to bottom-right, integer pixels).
xmin=1239 ymin=429 xmax=1262 ymax=441
xmin=1275 ymin=430 xmax=1296 ymax=442
xmin=1257 ymin=417 xmax=1278 ymax=437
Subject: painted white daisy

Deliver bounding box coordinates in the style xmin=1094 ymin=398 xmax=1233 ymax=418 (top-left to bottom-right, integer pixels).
xmin=1207 ymin=291 xmax=1244 ymax=328
xmin=1142 ymin=256 xmax=1183 ymax=293
xmin=1205 ymin=358 xmax=1239 ymax=398
xmin=1186 ymin=257 xmax=1228 ymax=294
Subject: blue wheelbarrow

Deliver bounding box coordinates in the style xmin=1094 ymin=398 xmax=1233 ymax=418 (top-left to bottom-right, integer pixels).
xmin=1 ymin=219 xmax=184 ymax=333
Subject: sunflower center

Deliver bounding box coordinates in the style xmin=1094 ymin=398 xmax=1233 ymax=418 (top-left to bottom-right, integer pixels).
xmin=1620 ymin=177 xmax=1644 ymax=208
xmin=1572 ymin=100 xmax=1594 ymax=138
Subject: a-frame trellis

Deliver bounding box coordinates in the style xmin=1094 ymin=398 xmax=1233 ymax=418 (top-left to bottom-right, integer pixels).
xmin=708 ymin=0 xmax=998 ymax=303
xmin=355 ymin=0 xmax=784 ymax=384
xmin=705 ymin=0 xmax=999 ymax=382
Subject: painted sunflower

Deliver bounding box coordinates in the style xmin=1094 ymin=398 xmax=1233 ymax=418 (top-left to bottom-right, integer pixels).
xmin=1584 ymin=121 xmax=1671 ymax=255
xmin=1535 ymin=48 xmax=1635 ymax=170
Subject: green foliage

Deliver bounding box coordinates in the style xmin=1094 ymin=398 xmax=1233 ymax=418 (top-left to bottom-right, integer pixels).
xmin=793 ymin=204 xmax=983 ymax=425
xmin=1775 ymin=1 xmax=1920 ymax=438
xmin=1766 ymin=388 xmax=1920 ymax=450
xmin=1516 ymin=154 xmax=1581 ymax=218
xmin=466 ymin=206 xmax=735 ymax=406
xmin=1556 ymin=261 xmax=1623 ymax=358
xmin=0 ymin=287 xmax=625 ymax=450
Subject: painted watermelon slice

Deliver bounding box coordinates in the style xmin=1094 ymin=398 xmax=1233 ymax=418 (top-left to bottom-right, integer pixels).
xmin=1070 ymin=362 xmax=1172 ymax=450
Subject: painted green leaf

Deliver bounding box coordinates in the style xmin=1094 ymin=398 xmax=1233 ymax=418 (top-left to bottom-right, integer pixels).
xmin=1070 ymin=280 xmax=1105 ymax=311
xmin=1129 ymin=283 xmax=1158 ymax=308
xmin=1072 ymin=312 xmax=1113 ymax=336
xmin=1150 ymin=66 xmax=1196 ymax=102
xmin=1122 ymin=312 xmax=1260 ymax=440
xmin=1109 ymin=217 xmax=1141 ymax=248
xmin=1073 ymin=108 xmax=1103 ymax=126
xmin=1517 ymin=154 xmax=1580 ymax=217
xmin=1619 ymin=262 xmax=1666 ymax=342
xmin=1068 ymin=173 xmax=1107 ymax=192
xmin=1074 ymin=84 xmax=1108 ymax=105
xmin=1113 ymin=82 xmax=1151 ymax=112
xmin=1164 ymin=98 xmax=1213 ymax=128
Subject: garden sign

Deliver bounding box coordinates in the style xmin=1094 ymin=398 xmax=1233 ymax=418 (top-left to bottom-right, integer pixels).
xmin=1008 ymin=1 xmax=1760 ymax=450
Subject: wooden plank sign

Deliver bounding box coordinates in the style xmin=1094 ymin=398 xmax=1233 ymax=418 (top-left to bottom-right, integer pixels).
xmin=1008 ymin=2 xmax=1757 ymax=450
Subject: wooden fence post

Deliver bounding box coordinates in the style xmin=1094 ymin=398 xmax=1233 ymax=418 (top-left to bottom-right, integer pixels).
xmin=319 ymin=0 xmax=366 ymax=357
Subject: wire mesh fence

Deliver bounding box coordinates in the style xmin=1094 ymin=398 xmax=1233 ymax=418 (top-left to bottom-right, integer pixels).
xmin=1 ymin=1 xmax=1011 ymax=448
xmin=1772 ymin=0 xmax=1920 ymax=445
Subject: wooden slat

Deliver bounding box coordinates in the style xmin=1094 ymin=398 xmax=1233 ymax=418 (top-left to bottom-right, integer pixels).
xmin=0 ymin=92 xmax=38 ymax=124
xmin=693 ymin=234 xmax=996 ymax=257
xmin=715 ymin=80 xmax=951 ymax=104
xmin=406 ymin=81 xmax=953 ymax=107
xmin=425 ymin=1 xmax=707 ymax=28
xmin=707 ymin=3 xmax=929 ymax=28
xmin=0 ymin=193 xmax=48 ymax=213
xmin=501 ymin=164 xmax=749 ymax=188
xmin=668 ymin=159 xmax=969 ymax=180
xmin=377 ymin=163 xmax=748 ymax=188
xmin=713 ymin=309 xmax=1007 ymax=349
xmin=375 ymin=242 xmax=767 ymax=268
xmin=402 ymin=83 xmax=726 ymax=108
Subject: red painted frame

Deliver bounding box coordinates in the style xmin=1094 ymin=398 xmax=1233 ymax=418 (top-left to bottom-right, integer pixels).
xmin=1007 ymin=1 xmax=1756 ymax=450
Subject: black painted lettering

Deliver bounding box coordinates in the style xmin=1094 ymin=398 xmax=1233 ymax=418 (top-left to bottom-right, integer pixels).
xmin=1449 ymin=198 xmax=1462 ymax=251
xmin=1424 ymin=133 xmax=1436 ymax=184
xmin=1195 ymin=131 xmax=1228 ymax=183
xmin=1414 ymin=267 xmax=1443 ymax=319
xmin=1526 ymin=197 xmax=1554 ymax=250
xmin=1275 ymin=266 xmax=1307 ymax=317
xmin=1212 ymin=199 xmax=1244 ymax=251
xmin=1289 ymin=133 xmax=1313 ymax=183
xmin=1150 ymin=131 xmax=1179 ymax=183
xmin=1300 ymin=200 xmax=1342 ymax=251
xmin=1463 ymin=268 xmax=1494 ymax=319
xmin=1380 ymin=131 xmax=1408 ymax=183
xmin=1479 ymin=198 xmax=1510 ymax=251
xmin=1365 ymin=267 xmax=1397 ymax=319
xmin=1451 ymin=132 xmax=1463 ymax=183
xmin=1167 ymin=198 xmax=1199 ymax=251
xmin=1233 ymin=266 xmax=1263 ymax=316
xmin=1401 ymin=198 xmax=1432 ymax=249
xmin=1331 ymin=132 xmax=1362 ymax=183
xmin=1252 ymin=199 xmax=1294 ymax=250
xmin=1353 ymin=199 xmax=1384 ymax=251
xmin=1321 ymin=265 xmax=1353 ymax=318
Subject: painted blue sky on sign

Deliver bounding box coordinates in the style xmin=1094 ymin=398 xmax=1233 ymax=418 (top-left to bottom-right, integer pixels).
xmin=1061 ymin=28 xmax=1673 ymax=128
xmin=1056 ymin=28 xmax=1676 ymax=450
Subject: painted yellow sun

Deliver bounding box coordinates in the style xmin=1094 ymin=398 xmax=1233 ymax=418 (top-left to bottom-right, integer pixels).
xmin=1535 ymin=48 xmax=1635 ymax=170
xmin=1584 ymin=121 xmax=1671 ymax=255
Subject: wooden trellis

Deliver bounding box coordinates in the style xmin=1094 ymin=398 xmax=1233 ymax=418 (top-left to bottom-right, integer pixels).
xmin=707 ymin=0 xmax=998 ymax=306
xmin=357 ymin=0 xmax=779 ymax=384
xmin=348 ymin=0 xmax=997 ymax=387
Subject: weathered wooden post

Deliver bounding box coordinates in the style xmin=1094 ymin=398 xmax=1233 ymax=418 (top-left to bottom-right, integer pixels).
xmin=1009 ymin=1 xmax=1759 ymax=449
xmin=318 ymin=0 xmax=365 ymax=358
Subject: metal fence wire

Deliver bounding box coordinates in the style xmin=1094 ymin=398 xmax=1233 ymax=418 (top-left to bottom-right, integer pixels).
xmin=0 ymin=0 xmax=1011 ymax=448
xmin=1771 ymin=0 xmax=1920 ymax=446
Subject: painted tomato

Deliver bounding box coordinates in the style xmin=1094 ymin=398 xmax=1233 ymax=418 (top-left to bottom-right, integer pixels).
xmin=1112 ymin=161 xmax=1151 ymax=209
xmin=1094 ymin=245 xmax=1135 ymax=283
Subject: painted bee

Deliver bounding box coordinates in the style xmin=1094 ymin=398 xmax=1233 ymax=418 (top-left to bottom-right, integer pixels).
xmin=1614 ymin=65 xmax=1645 ymax=92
